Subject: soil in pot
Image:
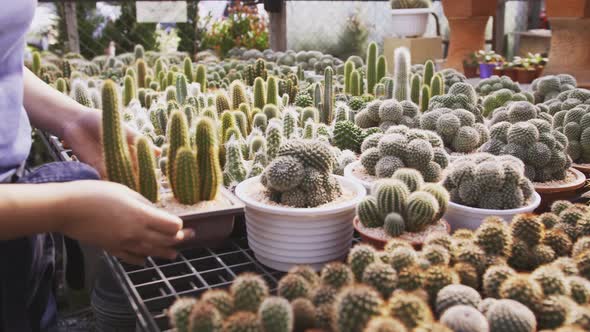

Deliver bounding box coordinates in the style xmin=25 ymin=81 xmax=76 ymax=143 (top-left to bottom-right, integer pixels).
xmin=533 ymin=168 xmax=587 ymax=212
xmin=353 ymin=217 xmax=450 ymax=250
xmin=516 ymin=68 xmax=537 ymax=83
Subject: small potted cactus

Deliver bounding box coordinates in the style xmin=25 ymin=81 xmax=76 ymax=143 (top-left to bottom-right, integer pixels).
xmin=513 ymin=56 xmax=537 ymax=84
xmin=476 ymin=50 xmax=503 ymax=79
xmin=441 ymin=153 xmax=541 ymax=230
xmin=101 ymin=80 xmax=244 ymax=245
xmin=353 ymin=168 xmax=450 ymax=249
xmin=462 ymin=52 xmax=479 ymax=78
xmin=390 ymin=0 xmax=432 ymax=38
xmin=345 ymin=125 xmax=449 ymax=192
xmin=234 ymin=139 xmax=366 ymax=271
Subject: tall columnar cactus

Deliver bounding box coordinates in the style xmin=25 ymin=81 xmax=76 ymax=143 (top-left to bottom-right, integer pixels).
xmin=377 ymin=55 xmax=387 ymax=83
xmin=196 ymin=64 xmax=207 ymax=93
xmin=167 ymin=71 xmax=176 ymax=88
xmin=410 ymin=74 xmax=421 ymax=105
xmin=254 ymin=77 xmax=266 ymax=109
xmin=155 ymin=58 xmax=166 ymax=79
xmin=430 ymin=73 xmax=444 ymax=97
xmin=123 ymin=75 xmax=136 ymax=106
xmin=351 ymin=70 xmax=361 ymax=97
xmin=101 ymin=80 xmax=136 ymax=190
xmin=167 ymin=111 xmax=190 ymax=195
xmin=344 ymin=60 xmax=355 ymax=95
xmin=367 ymin=42 xmax=378 ymax=96
xmin=255 ymin=58 xmax=268 ymax=80
xmin=176 ymin=74 xmax=188 ymax=105
xmin=32 ymin=51 xmax=41 ymax=77
xmin=172 ymin=147 xmax=199 ymax=205
xmin=215 ymin=92 xmax=231 ymax=115
xmin=420 ymin=85 xmax=430 ymax=113
xmin=266 ymin=76 xmax=278 ymax=106
xmin=183 ymin=57 xmax=193 ymax=83
xmin=196 ymin=118 xmax=222 ymax=201
xmin=385 ymin=78 xmax=394 ymax=99
xmin=136 ymin=137 xmax=159 ymax=203
xmin=282 ymin=109 xmax=299 ymax=139
xmin=266 ymin=120 xmax=283 ymax=161
xmin=322 ymin=67 xmax=334 ymax=124
xmin=393 ymin=47 xmax=411 ymax=101
xmin=423 ymin=60 xmax=435 ymax=87
xmin=136 ymin=59 xmax=147 ymax=88
xmin=71 ymin=81 xmax=93 ymax=108
xmin=230 ymin=81 xmax=247 ymax=111
xmin=62 ymin=60 xmax=72 ymax=79
xmin=313 ymin=83 xmax=322 ymax=110
xmin=224 ymin=139 xmax=248 ymax=186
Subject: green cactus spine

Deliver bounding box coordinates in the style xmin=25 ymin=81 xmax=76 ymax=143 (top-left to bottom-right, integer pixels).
xmin=215 ymin=92 xmax=231 ymax=115
xmin=377 ymin=55 xmax=387 ymax=83
xmin=196 ymin=118 xmax=222 ymax=201
xmin=123 ymin=75 xmax=136 ymax=106
xmin=167 ymin=111 xmax=190 ymax=195
xmin=252 ymin=77 xmax=266 ymax=110
xmin=101 ymin=80 xmax=137 ymax=190
xmin=351 ymin=70 xmax=361 ymax=97
xmin=71 ymin=81 xmax=92 ymax=108
xmin=430 ymin=74 xmax=444 ymax=97
xmin=266 ymin=121 xmax=283 ymax=161
xmin=266 ymin=76 xmax=278 ymax=106
xmin=411 ymin=74 xmax=421 ymax=105
xmin=322 ymin=67 xmax=334 ymax=124
xmin=393 ymin=47 xmax=411 ymax=101
xmin=136 ymin=59 xmax=147 ymax=88
xmin=423 ymin=60 xmax=435 ymax=87
xmin=367 ymin=42 xmax=378 ymax=96
xmin=333 ymin=285 xmax=383 ymax=332
xmin=136 ymin=137 xmax=159 ymax=203
xmin=172 ymin=147 xmax=199 ymax=205
xmin=196 ymin=64 xmax=207 ymax=93
xmin=55 ymin=78 xmax=67 ymax=94
xmin=344 ymin=60 xmax=355 ymax=95
xmin=231 ymin=81 xmax=247 ymax=110
xmin=183 ymin=57 xmax=193 ymax=83
xmin=420 ymin=85 xmax=430 ymax=113
xmin=258 ymin=297 xmax=293 ymax=332
xmin=32 ymin=51 xmax=41 ymax=76
xmin=176 ymin=74 xmax=188 ymax=105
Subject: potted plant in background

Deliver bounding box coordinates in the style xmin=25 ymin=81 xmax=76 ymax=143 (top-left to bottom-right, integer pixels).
xmin=513 ymin=56 xmax=537 ymax=83
xmin=390 ymin=0 xmax=432 ymax=38
xmin=477 ymin=50 xmax=503 ymax=78
xmin=462 ymin=52 xmax=479 ymax=78
xmin=502 ymin=61 xmax=517 ymax=81
xmin=527 ymin=52 xmax=548 ymax=78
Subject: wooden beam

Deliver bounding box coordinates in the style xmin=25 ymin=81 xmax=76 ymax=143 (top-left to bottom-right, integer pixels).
xmin=64 ymin=2 xmax=80 ymax=54
xmin=269 ymin=1 xmax=287 ymax=51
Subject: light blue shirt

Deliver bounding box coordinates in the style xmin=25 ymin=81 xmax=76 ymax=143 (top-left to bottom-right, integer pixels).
xmin=0 ymin=0 xmax=37 ymax=180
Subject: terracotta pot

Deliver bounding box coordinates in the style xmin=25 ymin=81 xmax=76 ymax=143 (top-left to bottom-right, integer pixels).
xmin=535 ymin=66 xmax=544 ymax=78
xmin=573 ymin=162 xmax=590 ymax=175
xmin=503 ymin=67 xmax=518 ymax=81
xmin=463 ymin=64 xmax=479 ymax=78
xmin=534 ymin=168 xmax=586 ymax=212
xmin=353 ymin=216 xmax=450 ymax=250
xmin=546 ymin=0 xmax=590 ymax=17
xmin=516 ymin=68 xmax=537 ymax=83
xmin=442 ymin=0 xmax=498 ymax=71
xmin=493 ymin=67 xmax=504 ymax=76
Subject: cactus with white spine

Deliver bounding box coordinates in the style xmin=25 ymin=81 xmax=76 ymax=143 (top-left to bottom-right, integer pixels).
xmin=393 ymin=47 xmax=411 ymax=101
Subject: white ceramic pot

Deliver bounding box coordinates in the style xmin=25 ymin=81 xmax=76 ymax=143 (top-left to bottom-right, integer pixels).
xmin=344 ymin=161 xmax=373 ymax=193
xmin=444 ymin=192 xmax=542 ymax=231
xmin=234 ymin=175 xmax=366 ymax=272
xmin=391 ymin=8 xmax=431 ymax=38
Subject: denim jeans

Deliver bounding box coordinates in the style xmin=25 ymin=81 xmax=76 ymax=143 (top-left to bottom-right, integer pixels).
xmin=0 ymin=162 xmax=99 ymax=332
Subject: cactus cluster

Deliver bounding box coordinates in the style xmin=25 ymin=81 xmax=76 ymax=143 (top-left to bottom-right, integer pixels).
xmin=554 ymin=105 xmax=590 ymax=163
xmin=480 ymin=117 xmax=572 ymax=182
xmin=260 ymin=140 xmax=342 ymax=208
xmin=359 ymin=125 xmax=449 ymax=182
xmin=427 ymin=83 xmax=484 ymax=122
xmin=357 ymin=169 xmax=448 ymax=235
xmin=482 ymin=88 xmax=535 ymax=117
xmin=442 ymin=153 xmax=535 ymax=209
xmin=532 ymin=74 xmax=577 ymax=103
xmin=475 ymin=75 xmax=521 ymax=96
xmin=355 ymin=99 xmax=421 ymax=131
xmin=420 ymin=108 xmax=489 ymax=153
xmin=488 ymin=100 xmax=553 ymax=125
xmin=543 ymin=88 xmax=590 ymax=115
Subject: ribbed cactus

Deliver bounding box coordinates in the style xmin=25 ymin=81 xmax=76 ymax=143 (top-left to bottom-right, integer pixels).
xmin=101 ymin=80 xmax=137 ymax=190
xmin=313 ymin=83 xmax=322 ymax=110
xmin=136 ymin=137 xmax=159 ymax=203
xmin=71 ymin=81 xmax=93 ymax=108
xmin=377 ymin=55 xmax=387 ymax=83
xmin=344 ymin=60 xmax=355 ymax=95
xmin=255 ymin=58 xmax=267 ymax=80
xmin=165 ymin=86 xmax=177 ymax=102
xmin=167 ymin=71 xmax=176 ymax=88
xmin=196 ymin=64 xmax=207 ymax=93
xmin=430 ymin=73 xmax=444 ymax=97
xmin=351 ymin=70 xmax=361 ymax=97
xmin=282 ymin=110 xmax=299 ymax=139
xmin=136 ymin=59 xmax=147 ymax=88
xmin=410 ymin=74 xmax=421 ymax=105
xmin=167 ymin=111 xmax=190 ymax=196
xmin=134 ymin=44 xmax=145 ymax=59
xmin=62 ymin=60 xmax=71 ymax=79
xmin=176 ymin=74 xmax=188 ymax=105
xmin=385 ymin=78 xmax=394 ymax=99
xmin=254 ymin=77 xmax=266 ymax=109
xmin=172 ymin=147 xmax=199 ymax=205
xmin=32 ymin=51 xmax=41 ymax=77
xmin=230 ymin=81 xmax=247 ymax=110
xmin=423 ymin=60 xmax=435 ymax=87
xmin=420 ymin=85 xmax=430 ymax=113
xmin=215 ymin=92 xmax=231 ymax=114
xmin=183 ymin=57 xmax=193 ymax=83
xmin=367 ymin=42 xmax=378 ymax=96
xmin=322 ymin=67 xmax=334 ymax=124
xmin=155 ymin=57 xmax=166 ymax=79
xmin=196 ymin=118 xmax=222 ymax=201
xmin=123 ymin=75 xmax=136 ymax=106
xmin=266 ymin=120 xmax=283 ymax=161
xmin=266 ymin=76 xmax=278 ymax=106
xmin=224 ymin=139 xmax=248 ymax=187
xmin=393 ymin=47 xmax=411 ymax=101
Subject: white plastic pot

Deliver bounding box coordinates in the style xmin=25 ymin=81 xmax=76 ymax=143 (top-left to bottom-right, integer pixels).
xmin=234 ymin=175 xmax=366 ymax=272
xmin=444 ymin=192 xmax=542 ymax=231
xmin=391 ymin=8 xmax=431 ymax=38
xmin=344 ymin=161 xmax=373 ymax=193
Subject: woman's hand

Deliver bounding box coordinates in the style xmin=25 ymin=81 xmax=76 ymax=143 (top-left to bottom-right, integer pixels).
xmin=58 ymin=180 xmax=191 ymax=265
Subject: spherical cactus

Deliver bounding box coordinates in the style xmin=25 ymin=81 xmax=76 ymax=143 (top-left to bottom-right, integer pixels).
xmin=362 ymin=262 xmax=398 ymax=299
xmin=333 ymin=285 xmax=383 ymax=332
xmin=375 ymin=179 xmax=410 ymax=218
xmin=454 ymin=263 xmax=479 ymax=290
xmin=288 ymin=265 xmax=319 ymax=287
xmin=392 ymin=168 xmax=424 ymax=192
xmin=511 ymin=214 xmax=545 ymax=246
xmin=440 ymin=305 xmax=489 ymax=332
xmin=498 ymin=274 xmax=544 ymax=312
xmin=435 ymin=284 xmax=482 ymax=317
xmin=320 ymin=262 xmax=354 ymax=290
xmin=536 ymin=296 xmax=573 ymax=330
xmin=258 ymin=297 xmax=293 ymax=332
xmin=358 ymin=197 xmax=383 ymax=228
xmin=483 ymin=265 xmax=517 ymax=298
xmin=404 ymin=191 xmax=439 ymax=232
xmin=543 ymin=229 xmax=573 ymax=257
xmin=486 ymin=299 xmax=536 ymax=332
xmin=422 ymin=244 xmax=450 ymax=266
xmin=348 ymin=244 xmax=378 ymax=281
xmin=387 ymin=292 xmax=433 ymax=329
xmin=384 ymin=212 xmax=406 ymax=237
xmin=291 ymin=298 xmax=316 ymax=332
xmin=364 ymin=317 xmax=408 ymax=332
xmin=188 ymin=301 xmax=222 ymax=332
xmin=475 ymin=217 xmax=513 ymax=256
xmin=264 ymin=156 xmax=305 ymax=192
xmin=389 ymin=246 xmax=418 ymax=272
xmin=168 ymin=298 xmax=197 ymax=332
xmin=200 ymin=290 xmax=234 ymax=319
xmin=423 ymin=265 xmax=459 ymax=302
xmin=223 ymin=312 xmax=262 ymax=332
xmin=531 ymin=265 xmax=569 ymax=297
xmin=278 ymin=274 xmax=311 ymax=302
xmin=230 ymin=273 xmax=269 ymax=313
xmin=311 ymin=285 xmax=337 ymax=308
xmin=396 ymin=266 xmax=425 ymax=291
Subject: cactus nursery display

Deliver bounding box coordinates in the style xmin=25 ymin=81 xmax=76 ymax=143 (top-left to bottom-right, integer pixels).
xmin=420 ymin=107 xmax=489 ymax=153
xmin=554 ymin=105 xmax=590 ymax=164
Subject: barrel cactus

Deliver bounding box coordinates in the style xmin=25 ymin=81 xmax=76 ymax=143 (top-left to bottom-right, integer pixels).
xmin=531 ymin=74 xmax=577 ymax=103
xmin=420 ymin=107 xmax=489 ymax=153
xmin=476 ymin=75 xmax=521 ymax=96
xmin=554 ymin=104 xmax=590 ymax=163
xmin=482 ymin=88 xmax=534 ymax=117
xmin=355 ymin=99 xmax=421 ymax=131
